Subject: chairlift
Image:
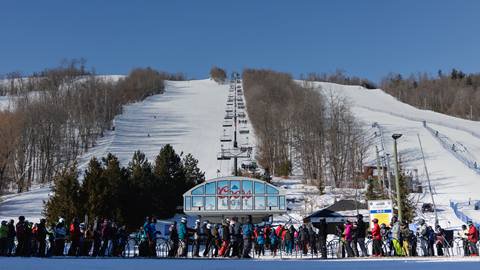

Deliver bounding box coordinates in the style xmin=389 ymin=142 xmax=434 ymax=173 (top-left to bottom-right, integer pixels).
xmin=222 ymin=120 xmax=233 ymax=127
xmin=241 ymin=159 xmax=257 ymax=170
xmin=240 ymin=143 xmax=253 ymax=152
xmin=220 ymin=129 xmax=232 ymax=142
xmin=239 ymin=128 xmax=250 ymax=134
xmin=217 ymin=152 xmax=232 ymax=160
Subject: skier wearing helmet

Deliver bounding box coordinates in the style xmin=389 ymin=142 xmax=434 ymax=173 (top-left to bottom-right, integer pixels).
xmin=178 ymin=217 xmax=188 ymax=257
xmin=467 ymin=221 xmax=479 ymax=256
xmin=371 ymin=218 xmax=382 ymax=256
xmin=54 ymin=217 xmax=67 ymax=256
xmin=418 ymin=219 xmax=429 ymax=256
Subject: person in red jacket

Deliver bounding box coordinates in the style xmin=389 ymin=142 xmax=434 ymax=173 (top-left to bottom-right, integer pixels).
xmin=467 ymin=221 xmax=478 ymax=256
xmin=68 ymin=217 xmax=81 ymax=256
xmin=371 ymin=218 xmax=382 ymax=256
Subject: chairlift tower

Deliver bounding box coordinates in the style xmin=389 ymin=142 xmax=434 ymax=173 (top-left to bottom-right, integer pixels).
xmin=217 ymin=72 xmax=248 ymax=176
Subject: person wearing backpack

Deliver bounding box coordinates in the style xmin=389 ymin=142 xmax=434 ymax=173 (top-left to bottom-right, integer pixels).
xmin=15 ymin=216 xmax=27 ymax=256
xmin=270 ymin=229 xmax=278 ymax=257
xmin=256 ymin=230 xmax=265 ymax=256
xmin=242 ymin=215 xmax=253 ymax=258
xmin=36 ymin=219 xmax=48 ymax=257
xmin=54 ymin=218 xmax=67 ymax=256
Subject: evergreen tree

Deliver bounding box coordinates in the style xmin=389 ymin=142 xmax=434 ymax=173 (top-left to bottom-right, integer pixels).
xmin=100 ymin=153 xmax=128 ymax=224
xmin=125 ymin=151 xmax=154 ymax=227
xmin=44 ymin=164 xmax=81 ymax=224
xmin=398 ymin=170 xmax=415 ymax=223
xmin=153 ymin=144 xmax=186 ymax=217
xmin=80 ymin=157 xmax=104 ymax=221
xmin=183 ymin=153 xmax=205 ymax=186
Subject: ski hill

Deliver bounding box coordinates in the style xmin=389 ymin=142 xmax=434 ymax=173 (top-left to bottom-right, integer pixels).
xmin=0 ymin=79 xmax=231 ymax=222
xmin=311 ymin=82 xmax=480 ymax=228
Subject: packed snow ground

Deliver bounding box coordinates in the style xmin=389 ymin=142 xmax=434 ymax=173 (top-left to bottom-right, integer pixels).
xmin=1 ymin=257 xmax=480 ymax=270
xmin=0 ymin=79 xmax=229 ymax=222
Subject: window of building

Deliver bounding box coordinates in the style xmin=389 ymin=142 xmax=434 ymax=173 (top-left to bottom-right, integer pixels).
xmin=205 ymin=196 xmax=216 ymax=210
xmin=254 ymin=196 xmax=265 ymax=210
xmin=205 ymin=182 xmax=216 ymax=195
xmin=191 ymin=186 xmax=204 ymax=195
xmin=254 ymin=182 xmax=265 ymax=194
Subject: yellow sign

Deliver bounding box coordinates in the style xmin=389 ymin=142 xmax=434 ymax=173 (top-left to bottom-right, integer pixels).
xmin=368 ymin=200 xmax=393 ymax=229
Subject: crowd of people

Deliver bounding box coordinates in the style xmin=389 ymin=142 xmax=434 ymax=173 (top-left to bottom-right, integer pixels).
xmin=0 ymin=216 xmax=128 ymax=257
xmin=162 ymin=214 xmax=479 ymax=259
xmin=0 ymin=214 xmax=478 ymax=258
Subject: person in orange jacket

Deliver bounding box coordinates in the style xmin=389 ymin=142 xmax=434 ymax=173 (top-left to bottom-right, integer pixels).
xmin=371 ymin=218 xmax=382 ymax=256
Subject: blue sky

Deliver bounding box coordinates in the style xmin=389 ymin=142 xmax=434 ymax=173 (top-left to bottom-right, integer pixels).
xmin=1 ymin=0 xmax=479 ymax=82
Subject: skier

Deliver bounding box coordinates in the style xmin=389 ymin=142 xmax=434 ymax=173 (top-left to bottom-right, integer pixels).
xmin=115 ymin=225 xmax=128 ymax=256
xmin=81 ymin=223 xmax=95 ymax=256
xmin=219 ymin=219 xmax=230 ymax=257
xmin=68 ymin=217 xmax=81 ymax=256
xmin=371 ymin=218 xmax=382 ymax=257
xmin=229 ymin=217 xmax=241 ymax=258
xmin=256 ymin=229 xmax=265 ymax=256
xmin=192 ymin=219 xmax=201 ymax=257
xmin=211 ymin=224 xmax=221 ymax=257
xmin=335 ymin=223 xmax=346 ymax=258
xmin=202 ymin=223 xmax=212 ymax=257
xmin=344 ymin=220 xmax=355 ymax=257
xmin=91 ymin=219 xmax=102 ymax=257
xmin=36 ymin=219 xmax=48 ymax=257
xmin=390 ymin=216 xmax=403 ymax=256
xmin=426 ymin=225 xmax=436 ymax=256
xmin=435 ymin=225 xmax=447 ymax=256
xmin=418 ymin=219 xmax=429 ymax=256
xmin=15 ymin=216 xmax=28 ymax=256
xmin=0 ymin=221 xmax=7 ymax=256
xmin=307 ymin=223 xmax=318 ymax=255
xmin=467 ymin=221 xmax=478 ymax=256
xmin=99 ymin=219 xmax=112 ymax=256
xmin=143 ymin=217 xmax=156 ymax=257
xmin=285 ymin=225 xmax=295 ymax=256
xmin=299 ymin=224 xmax=309 ymax=255
xmin=241 ymin=215 xmax=253 ymax=258
xmin=178 ymin=217 xmax=188 ymax=257
xmin=400 ymin=221 xmax=411 ymax=256
xmin=270 ymin=227 xmax=278 ymax=257
xmin=318 ymin=219 xmax=328 ymax=259
xmin=6 ymin=220 xmax=15 ymax=256
xmin=167 ymin=222 xmax=178 ymax=257
xmin=356 ymin=214 xmax=368 ymax=257
xmin=53 ymin=217 xmax=67 ymax=256
xmin=458 ymin=224 xmax=469 ymax=256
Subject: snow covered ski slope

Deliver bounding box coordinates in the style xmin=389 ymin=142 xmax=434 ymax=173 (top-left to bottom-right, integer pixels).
xmin=0 ymin=79 xmax=229 ymax=222
xmin=313 ymin=82 xmax=480 ymax=228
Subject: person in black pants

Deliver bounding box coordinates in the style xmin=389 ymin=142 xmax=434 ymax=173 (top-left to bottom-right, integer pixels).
xmin=318 ymin=218 xmax=328 ymax=259
xmin=36 ymin=219 xmax=48 ymax=257
xmin=356 ymin=214 xmax=368 ymax=257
